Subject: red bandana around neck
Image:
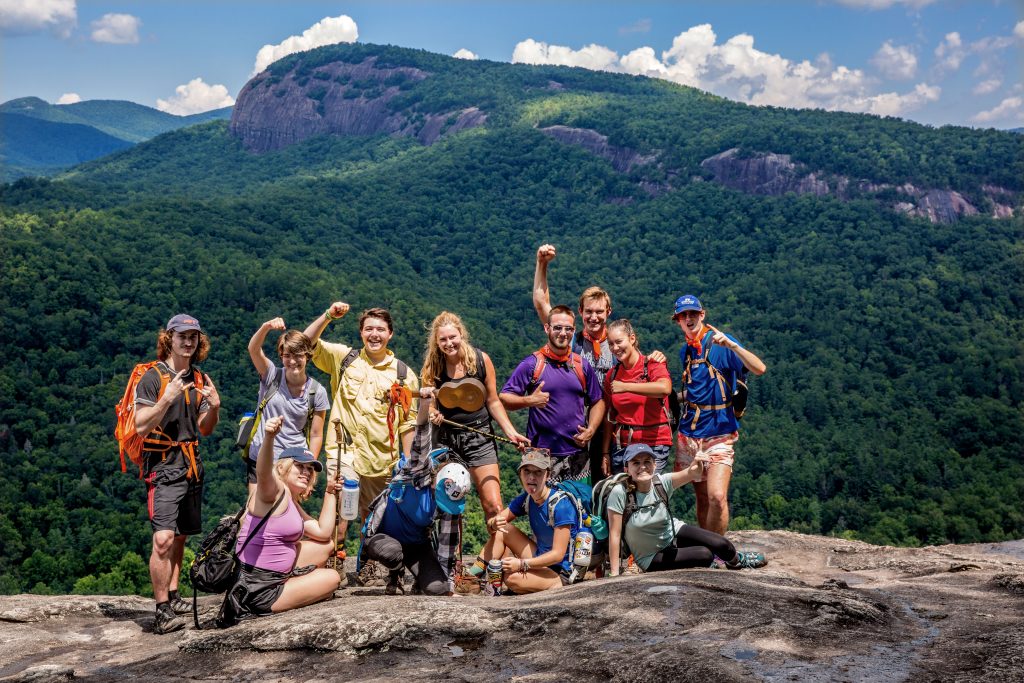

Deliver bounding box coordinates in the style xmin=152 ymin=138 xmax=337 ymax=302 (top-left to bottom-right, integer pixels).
xmin=686 ymin=325 xmax=710 ymax=356
xmin=582 ymin=328 xmax=606 ymax=358
xmin=539 ymin=344 xmax=572 ymax=363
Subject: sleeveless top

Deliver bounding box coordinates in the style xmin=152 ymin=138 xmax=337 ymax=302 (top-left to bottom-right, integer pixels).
xmin=235 ymin=496 xmax=304 ymax=573
xmin=436 ymin=347 xmax=489 ymax=425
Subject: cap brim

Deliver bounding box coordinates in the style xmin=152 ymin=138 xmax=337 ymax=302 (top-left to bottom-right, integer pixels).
xmin=435 ymin=495 xmax=466 ymax=515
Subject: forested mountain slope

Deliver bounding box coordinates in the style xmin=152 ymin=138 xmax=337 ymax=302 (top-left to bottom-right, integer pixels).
xmin=0 ymin=43 xmax=1020 ymax=596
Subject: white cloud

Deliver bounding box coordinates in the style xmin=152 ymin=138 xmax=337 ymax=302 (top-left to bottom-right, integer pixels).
xmin=252 ymin=15 xmax=358 ymax=75
xmin=871 ymin=41 xmax=917 ymax=79
xmin=833 ymin=0 xmax=936 ymax=8
xmin=90 ymin=12 xmax=139 ymax=44
xmin=56 ymin=92 xmax=81 ymax=104
xmin=1015 ymin=21 xmax=1024 ymax=40
xmin=0 ymin=0 xmax=76 ymax=37
xmin=972 ymin=96 xmax=1024 ymax=125
xmin=933 ymin=32 xmax=965 ymax=72
xmin=619 ymin=19 xmax=652 ymax=35
xmin=972 ymin=78 xmax=1001 ymax=96
xmin=513 ymin=24 xmax=939 ymax=117
xmin=155 ymin=77 xmax=234 ymax=115
xmin=453 ymin=48 xmax=478 ymax=60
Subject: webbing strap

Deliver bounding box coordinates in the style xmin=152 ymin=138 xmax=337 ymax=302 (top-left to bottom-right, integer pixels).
xmin=685 ymin=400 xmax=733 ymax=431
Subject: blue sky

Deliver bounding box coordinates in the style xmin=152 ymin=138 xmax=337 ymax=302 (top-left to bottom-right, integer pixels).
xmin=2 ymin=1 xmax=1022 ymax=128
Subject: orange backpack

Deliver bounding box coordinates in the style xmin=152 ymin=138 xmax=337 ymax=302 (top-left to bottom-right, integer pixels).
xmin=114 ymin=362 xmax=204 ymax=478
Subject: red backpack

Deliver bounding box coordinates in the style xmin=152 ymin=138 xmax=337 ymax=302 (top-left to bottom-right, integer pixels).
xmin=530 ymin=350 xmax=590 ymax=406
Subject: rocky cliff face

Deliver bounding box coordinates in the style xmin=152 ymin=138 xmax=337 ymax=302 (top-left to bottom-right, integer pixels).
xmin=700 ymin=148 xmax=1016 ymax=224
xmin=540 ymin=125 xmax=657 ymax=174
xmin=2 ymin=531 xmax=1022 ymax=682
xmin=230 ymin=57 xmax=486 ymax=152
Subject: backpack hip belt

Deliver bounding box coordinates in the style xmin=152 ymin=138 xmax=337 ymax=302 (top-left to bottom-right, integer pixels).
xmin=684 ymin=399 xmax=733 ymax=431
xmin=144 ymin=428 xmax=201 ymax=480
xmin=609 ymin=420 xmax=670 ymax=450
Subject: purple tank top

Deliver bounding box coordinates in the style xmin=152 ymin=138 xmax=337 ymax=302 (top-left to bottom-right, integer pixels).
xmin=235 ymin=496 xmax=304 ymax=573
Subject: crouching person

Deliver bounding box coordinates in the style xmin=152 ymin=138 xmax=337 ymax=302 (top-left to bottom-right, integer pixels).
xmin=219 ymin=416 xmax=341 ymax=627
xmin=360 ymin=398 xmax=470 ymax=596
xmin=487 ymin=449 xmax=580 ymax=594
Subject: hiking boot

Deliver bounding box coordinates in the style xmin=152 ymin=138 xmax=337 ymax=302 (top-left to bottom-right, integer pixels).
xmin=356 ymin=560 xmax=388 ymax=587
xmin=154 ymin=605 xmax=185 ymax=634
xmin=453 ymin=568 xmax=482 ymax=595
xmin=168 ymin=595 xmax=191 ymax=615
xmin=384 ymin=578 xmax=406 ymax=596
xmin=727 ymin=551 xmax=768 ymax=570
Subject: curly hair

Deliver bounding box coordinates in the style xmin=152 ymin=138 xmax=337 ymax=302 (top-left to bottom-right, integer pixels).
xmin=156 ymin=329 xmax=210 ymax=363
xmin=421 ymin=311 xmax=478 ymax=388
xmin=274 ymin=459 xmax=316 ymax=502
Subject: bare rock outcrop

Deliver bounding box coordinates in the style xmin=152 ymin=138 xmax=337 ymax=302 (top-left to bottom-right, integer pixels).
xmin=701 ymin=148 xmax=1018 ymax=224
xmin=540 ymin=125 xmax=657 ymax=174
xmin=2 ymin=531 xmax=1022 ymax=681
xmin=230 ymin=56 xmax=486 ymax=152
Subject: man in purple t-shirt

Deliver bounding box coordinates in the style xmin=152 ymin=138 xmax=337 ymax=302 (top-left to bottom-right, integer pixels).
xmin=500 ymin=305 xmax=605 ymax=483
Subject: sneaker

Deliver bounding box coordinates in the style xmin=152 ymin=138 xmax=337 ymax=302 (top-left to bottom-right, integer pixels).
xmin=154 ymin=605 xmax=185 ymax=634
xmin=727 ymin=551 xmax=768 ymax=570
xmin=168 ymin=596 xmax=191 ymax=615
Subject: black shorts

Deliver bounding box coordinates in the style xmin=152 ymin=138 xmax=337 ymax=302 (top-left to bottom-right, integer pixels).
xmin=218 ymin=563 xmax=293 ymax=627
xmin=439 ymin=419 xmax=498 ymax=467
xmin=245 ymin=458 xmax=258 ymax=484
xmin=548 ymin=450 xmax=591 ymax=484
xmin=146 ymin=465 xmax=203 ymax=536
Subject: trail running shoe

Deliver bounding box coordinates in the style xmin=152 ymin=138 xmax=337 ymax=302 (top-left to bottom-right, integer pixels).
xmin=154 ymin=605 xmax=185 ymax=634
xmin=169 ymin=595 xmax=191 ymax=615
xmin=727 ymin=551 xmax=768 ymax=570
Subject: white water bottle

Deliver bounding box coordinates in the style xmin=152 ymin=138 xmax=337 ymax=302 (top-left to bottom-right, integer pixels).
xmin=573 ymin=518 xmax=594 ymax=568
xmin=340 ymin=479 xmax=359 ymax=520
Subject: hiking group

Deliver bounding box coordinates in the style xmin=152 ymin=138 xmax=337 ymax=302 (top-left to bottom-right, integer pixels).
xmin=116 ymin=244 xmax=768 ymax=634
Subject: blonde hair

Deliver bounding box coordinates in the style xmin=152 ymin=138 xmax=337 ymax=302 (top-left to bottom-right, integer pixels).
xmin=578 ymin=286 xmax=611 ymax=313
xmin=421 ymin=311 xmax=478 ymax=388
xmin=274 ymin=459 xmax=316 ymax=502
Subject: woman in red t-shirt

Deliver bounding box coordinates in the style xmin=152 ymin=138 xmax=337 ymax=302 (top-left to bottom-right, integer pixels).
xmin=601 ymin=319 xmax=675 ymax=475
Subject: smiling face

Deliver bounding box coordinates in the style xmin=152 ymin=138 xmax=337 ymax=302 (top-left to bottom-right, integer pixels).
xmin=280 ymin=460 xmax=318 ymax=498
xmin=607 ymin=324 xmax=637 ymax=364
xmin=436 ymin=324 xmax=463 ymax=360
xmin=360 ymin=316 xmax=394 ymax=356
xmin=518 ymin=464 xmax=549 ymax=499
xmin=545 ymin=311 xmax=576 ymax=353
xmin=674 ymin=309 xmax=705 ymax=339
xmin=280 ymin=351 xmax=308 ymax=380
xmin=579 ymin=296 xmax=611 ymax=337
xmin=170 ymin=330 xmax=199 ymax=361
xmin=625 ymin=452 xmax=656 ymax=484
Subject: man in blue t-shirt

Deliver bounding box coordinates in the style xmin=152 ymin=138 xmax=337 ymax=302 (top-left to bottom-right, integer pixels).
xmin=486 ymin=449 xmax=581 ymax=593
xmin=673 ymin=294 xmax=766 ymax=536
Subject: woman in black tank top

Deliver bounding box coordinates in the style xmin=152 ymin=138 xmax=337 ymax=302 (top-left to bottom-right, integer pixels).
xmin=421 ymin=312 xmax=530 ymax=573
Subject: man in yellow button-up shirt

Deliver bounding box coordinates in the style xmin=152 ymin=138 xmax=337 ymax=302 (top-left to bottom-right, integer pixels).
xmin=304 ymin=303 xmax=419 ymax=542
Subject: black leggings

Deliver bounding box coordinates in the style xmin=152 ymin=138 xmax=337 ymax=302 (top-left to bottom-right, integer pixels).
xmin=364 ymin=534 xmax=448 ymax=595
xmin=646 ymin=524 xmax=738 ymax=572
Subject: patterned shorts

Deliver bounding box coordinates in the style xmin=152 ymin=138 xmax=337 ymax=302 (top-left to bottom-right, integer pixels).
xmin=674 ymin=431 xmax=739 ymax=472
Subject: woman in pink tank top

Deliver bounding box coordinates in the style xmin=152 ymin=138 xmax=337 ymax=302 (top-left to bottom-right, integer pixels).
xmin=219 ymin=416 xmax=341 ymax=627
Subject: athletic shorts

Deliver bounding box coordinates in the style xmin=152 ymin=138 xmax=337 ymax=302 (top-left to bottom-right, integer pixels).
xmin=218 ymin=562 xmax=313 ymax=627
xmin=245 ymin=458 xmax=258 ymax=484
xmin=438 ymin=418 xmax=499 ymax=468
xmin=674 ymin=432 xmax=739 ymax=472
xmin=548 ymin=450 xmax=590 ymax=484
xmin=146 ymin=464 xmax=203 ymax=536
xmin=611 ymin=443 xmax=671 ymax=475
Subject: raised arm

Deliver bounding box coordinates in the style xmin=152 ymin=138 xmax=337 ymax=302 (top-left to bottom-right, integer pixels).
xmin=532 ymin=244 xmax=556 ymax=325
xmin=255 ymin=416 xmax=285 ymax=506
xmin=248 ymin=318 xmax=285 ymax=378
xmin=303 ymin=301 xmax=350 ymax=346
xmin=709 ymin=325 xmax=767 ymax=376
xmin=302 ymin=476 xmax=340 ymax=541
xmin=665 ymin=459 xmax=704 ymax=489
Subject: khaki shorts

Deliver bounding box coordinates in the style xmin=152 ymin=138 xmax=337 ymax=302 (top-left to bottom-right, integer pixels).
xmin=675 ymin=432 xmax=739 ymax=472
xmin=325 ymin=448 xmax=390 ymax=520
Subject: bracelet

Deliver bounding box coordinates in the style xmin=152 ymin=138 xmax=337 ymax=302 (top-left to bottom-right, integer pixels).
xmin=520 ymin=559 xmax=530 ymax=574
xmin=325 ymin=308 xmax=340 ymax=321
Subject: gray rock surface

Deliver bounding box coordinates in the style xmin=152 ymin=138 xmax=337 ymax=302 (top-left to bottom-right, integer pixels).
xmin=230 ymin=57 xmax=486 ymax=152
xmin=540 ymin=126 xmax=657 ymax=174
xmin=3 ymin=531 xmax=1021 ymax=682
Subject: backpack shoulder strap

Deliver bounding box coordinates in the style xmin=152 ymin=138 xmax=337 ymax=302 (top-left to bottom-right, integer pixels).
xmin=396 ymin=359 xmax=408 ymax=385
xmin=569 ymin=352 xmax=588 ymax=398
xmin=530 ymin=351 xmax=546 ymax=386
xmin=570 ymin=331 xmax=584 ymax=355
xmin=339 ymin=347 xmax=360 ymax=375
xmin=236 ymin=489 xmax=287 ymax=556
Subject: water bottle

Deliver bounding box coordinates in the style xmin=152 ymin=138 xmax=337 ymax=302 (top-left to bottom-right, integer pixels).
xmin=340 ymin=479 xmax=360 ymax=520
xmin=573 ymin=517 xmax=594 ymax=569
xmin=485 ymin=560 xmax=503 ymax=597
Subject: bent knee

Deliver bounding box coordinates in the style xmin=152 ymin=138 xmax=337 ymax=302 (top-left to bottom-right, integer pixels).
xmin=365 ymin=535 xmax=403 ymax=569
xmin=421 ymin=580 xmax=449 ymax=596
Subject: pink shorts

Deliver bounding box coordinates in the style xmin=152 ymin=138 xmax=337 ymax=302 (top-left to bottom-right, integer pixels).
xmin=674 ymin=432 xmax=739 ymax=473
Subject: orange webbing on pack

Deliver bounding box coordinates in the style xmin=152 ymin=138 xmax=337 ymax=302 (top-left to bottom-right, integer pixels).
xmin=386 ymin=382 xmax=413 ymax=448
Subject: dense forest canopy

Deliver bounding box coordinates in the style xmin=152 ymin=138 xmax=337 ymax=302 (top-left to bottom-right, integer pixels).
xmin=1 ymin=43 xmax=1021 ymax=596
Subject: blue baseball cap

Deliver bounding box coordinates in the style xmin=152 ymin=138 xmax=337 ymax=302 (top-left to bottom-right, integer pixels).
xmin=279 ymin=447 xmax=323 ymax=472
xmin=622 ymin=443 xmax=657 ymax=463
xmin=673 ymin=295 xmax=703 ymax=316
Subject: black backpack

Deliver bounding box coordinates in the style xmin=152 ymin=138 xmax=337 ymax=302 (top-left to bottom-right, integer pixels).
xmin=189 ymin=490 xmax=285 ymax=628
